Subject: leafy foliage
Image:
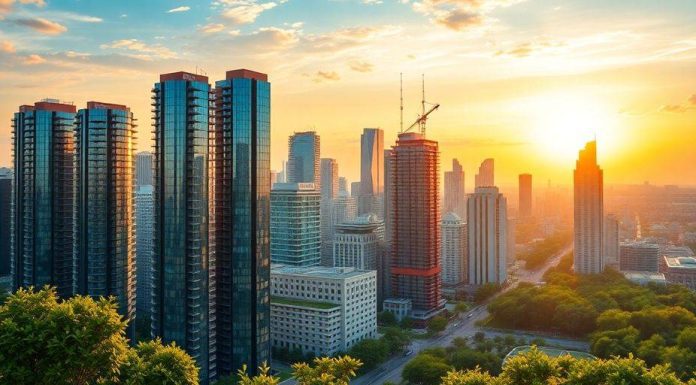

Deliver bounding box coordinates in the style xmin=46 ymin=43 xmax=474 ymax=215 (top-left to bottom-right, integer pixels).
xmin=347 ymin=326 xmax=411 ymax=373
xmin=517 ymin=231 xmax=572 ymax=270
xmin=292 ymin=356 xmax=362 ymax=385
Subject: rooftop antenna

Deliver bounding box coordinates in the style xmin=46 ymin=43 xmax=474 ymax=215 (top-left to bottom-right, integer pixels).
xmin=400 ymin=72 xmax=403 ymax=132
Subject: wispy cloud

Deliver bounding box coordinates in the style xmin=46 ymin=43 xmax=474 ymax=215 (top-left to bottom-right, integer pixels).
xmin=217 ymin=0 xmax=279 ymax=25
xmin=100 ymin=39 xmax=177 ymax=60
xmin=313 ymin=70 xmax=340 ymax=82
xmin=0 ymin=40 xmax=15 ymax=53
xmin=167 ymin=6 xmax=190 ymax=13
xmin=12 ymin=17 xmax=67 ymax=34
xmin=412 ymin=0 xmax=526 ymax=31
xmin=23 ymin=53 xmax=45 ymax=64
xmin=348 ymin=60 xmax=373 ymax=72
xmin=199 ymin=22 xmax=225 ymax=33
xmin=57 ymin=12 xmax=102 ymax=23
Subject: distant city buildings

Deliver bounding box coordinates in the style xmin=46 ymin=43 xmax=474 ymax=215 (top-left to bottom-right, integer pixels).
xmin=270 ymin=265 xmax=377 ymax=357
xmin=75 ymin=101 xmax=136 ymax=338
xmin=320 ymin=158 xmax=339 ymax=265
xmin=388 ymin=132 xmax=444 ymax=323
xmin=444 ymin=159 xmax=466 ymax=219
xmin=441 ymin=212 xmax=467 ymax=295
xmin=0 ymin=168 xmax=11 ymax=281
xmin=135 ymin=185 xmax=154 ymax=333
xmin=12 ymin=100 xmax=76 ymax=298
xmin=467 ymin=187 xmax=508 ymax=285
xmin=135 ymin=151 xmax=153 ymax=187
xmin=475 ymin=158 xmax=494 ymax=188
xmin=603 ymin=214 xmax=620 ymax=268
xmin=574 ymin=141 xmax=604 ymax=274
xmin=271 ymin=183 xmax=321 ymax=267
xmin=359 ymin=128 xmax=384 ymax=217
xmin=351 ymin=181 xmax=361 ymax=198
xmin=288 ymin=131 xmax=320 ymax=188
xmin=620 ymin=241 xmax=660 ymax=272
xmin=151 ymin=71 xmax=215 ymax=382
xmin=518 ymin=173 xmax=532 ymax=219
xmin=338 ymin=176 xmax=348 ymax=193
xmin=661 ymin=256 xmax=696 ymax=291
xmin=332 ymin=190 xmax=357 ymax=227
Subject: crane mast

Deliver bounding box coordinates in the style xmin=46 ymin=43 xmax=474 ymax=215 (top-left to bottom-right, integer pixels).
xmin=400 ymin=74 xmax=439 ymax=137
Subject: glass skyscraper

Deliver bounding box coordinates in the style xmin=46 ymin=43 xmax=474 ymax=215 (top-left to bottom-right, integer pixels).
xmin=12 ymin=100 xmax=76 ymax=298
xmin=270 ymin=183 xmax=321 ymax=267
xmin=135 ymin=151 xmax=154 ymax=187
xmin=151 ymin=71 xmax=215 ymax=383
xmin=0 ymin=168 xmax=11 ymax=282
xmin=287 ymin=131 xmax=320 ymax=188
xmin=213 ymin=69 xmax=270 ymax=376
xmin=135 ymin=184 xmax=154 ymax=337
xmin=75 ymin=101 xmax=136 ymax=337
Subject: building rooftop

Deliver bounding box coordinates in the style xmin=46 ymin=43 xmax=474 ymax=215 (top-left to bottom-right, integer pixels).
xmin=620 ymin=240 xmax=660 ymax=249
xmin=663 ymin=245 xmax=694 ymax=258
xmin=271 ymin=264 xmax=373 ymax=279
xmin=86 ymin=101 xmax=129 ymax=111
xmin=622 ymin=271 xmax=667 ymax=285
xmin=271 ymin=296 xmax=339 ymax=310
xmin=442 ymin=212 xmax=462 ymax=223
xmin=664 ymin=256 xmax=696 ymax=270
xmin=271 ymin=182 xmax=317 ymax=192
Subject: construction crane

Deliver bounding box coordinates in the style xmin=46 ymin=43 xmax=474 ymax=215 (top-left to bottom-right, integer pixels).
xmin=400 ymin=73 xmax=440 ymax=137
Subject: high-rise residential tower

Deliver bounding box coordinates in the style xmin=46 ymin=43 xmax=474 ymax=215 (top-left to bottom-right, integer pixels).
xmin=441 ymin=212 xmax=467 ymax=289
xmin=287 ymin=131 xmax=320 ymax=188
xmin=474 ymin=158 xmax=494 ymax=188
xmin=519 ymin=173 xmax=532 ymax=219
xmin=270 ymin=183 xmax=321 ymax=267
xmin=135 ymin=151 xmax=153 ymax=187
xmin=351 ymin=181 xmax=361 ymax=198
xmin=338 ymin=176 xmax=348 ymax=193
xmin=603 ymin=214 xmax=619 ymax=269
xmin=0 ymin=168 xmax=11 ymax=280
xmin=444 ymin=159 xmax=465 ymax=219
xmin=320 ymin=158 xmax=339 ymax=265
xmin=213 ymin=69 xmax=271 ymax=376
xmin=574 ymin=141 xmax=604 ymax=274
xmin=389 ymin=132 xmax=443 ymax=323
xmin=359 ymin=128 xmax=384 ymax=216
xmin=151 ymin=71 xmax=215 ymax=383
xmin=467 ymin=187 xmax=508 ymax=284
xmin=12 ymin=100 xmax=76 ymax=298
xmin=135 ymin=185 xmax=154 ymax=335
xmin=75 ymin=101 xmax=136 ymax=337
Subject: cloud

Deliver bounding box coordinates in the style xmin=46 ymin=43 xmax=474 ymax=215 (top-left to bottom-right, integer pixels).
xmin=57 ymin=12 xmax=102 ymax=22
xmin=412 ymin=0 xmax=526 ymax=31
xmin=199 ymin=23 xmax=225 ymax=33
xmin=313 ymin=70 xmax=340 ymax=82
xmin=660 ymin=104 xmax=688 ymax=113
xmin=219 ymin=1 xmax=277 ymax=24
xmin=100 ymin=39 xmax=177 ymax=60
xmin=13 ymin=17 xmax=67 ymax=34
xmin=19 ymin=0 xmax=45 ymax=6
xmin=690 ymin=94 xmax=696 ymax=105
xmin=496 ymin=42 xmax=532 ymax=57
xmin=23 ymin=53 xmax=45 ymax=64
xmin=167 ymin=6 xmax=190 ymax=13
xmin=348 ymin=61 xmax=373 ymax=72
xmin=363 ymin=0 xmax=383 ymax=4
xmin=0 ymin=40 xmax=15 ymax=53
xmin=435 ymin=8 xmax=483 ymax=30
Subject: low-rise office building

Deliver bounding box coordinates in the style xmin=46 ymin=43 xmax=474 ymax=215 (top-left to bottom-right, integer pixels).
xmin=661 ymin=256 xmax=696 ymax=291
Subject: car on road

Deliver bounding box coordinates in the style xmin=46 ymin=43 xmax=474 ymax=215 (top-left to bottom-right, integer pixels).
xmin=467 ymin=313 xmax=474 ymax=318
xmin=403 ymin=349 xmax=413 ymax=356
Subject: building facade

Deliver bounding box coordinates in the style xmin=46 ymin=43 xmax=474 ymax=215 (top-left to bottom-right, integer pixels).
xmin=0 ymin=168 xmax=11 ymax=280
xmin=270 ymin=265 xmax=377 ymax=357
xmin=135 ymin=185 xmax=154 ymax=333
xmin=359 ymin=128 xmax=384 ymax=217
xmin=75 ymin=101 xmax=136 ymax=337
xmin=389 ymin=132 xmax=443 ymax=322
xmin=574 ymin=141 xmax=604 ymax=274
xmin=475 ymin=158 xmax=494 ymax=188
xmin=661 ymin=256 xmax=696 ymax=291
xmin=287 ymin=131 xmax=320 ymax=188
xmin=441 ymin=212 xmax=467 ymax=288
xmin=518 ymin=173 xmax=532 ymax=219
xmin=619 ymin=241 xmax=660 ymax=272
xmin=270 ymin=183 xmax=321 ymax=267
xmin=467 ymin=187 xmax=508 ymax=285
xmin=151 ymin=71 xmax=215 ymax=382
xmin=444 ymin=159 xmax=465 ymax=219
xmin=320 ymin=158 xmax=339 ymax=265
xmin=12 ymin=100 xmax=76 ymax=298
xmin=135 ymin=151 xmax=153 ymax=187
xmin=603 ymin=214 xmax=620 ymax=269
xmin=213 ymin=69 xmax=271 ymax=376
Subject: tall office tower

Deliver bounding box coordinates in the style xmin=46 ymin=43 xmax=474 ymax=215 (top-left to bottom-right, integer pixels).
xmin=619 ymin=241 xmax=659 ymax=272
xmin=382 ymin=149 xmax=392 ymax=299
xmin=320 ymin=158 xmax=339 ymax=265
xmin=270 ymin=183 xmax=321 ymax=266
xmin=441 ymin=212 xmax=467 ymax=288
xmin=12 ymin=100 xmax=76 ymax=298
xmin=151 ymin=71 xmax=215 ymax=383
xmin=287 ymin=131 xmax=320 ymax=188
xmin=443 ymin=159 xmax=466 ymax=219
xmin=359 ymin=128 xmax=384 ymax=216
xmin=474 ymin=158 xmax=494 ymax=188
xmin=351 ymin=181 xmax=361 ymax=198
xmin=276 ymin=161 xmax=287 ymax=184
xmin=389 ymin=132 xmax=443 ymax=323
xmin=332 ymin=190 xmax=357 ymax=226
xmin=75 ymin=101 xmax=136 ymax=337
xmin=135 ymin=185 xmax=154 ymax=334
xmin=603 ymin=214 xmax=620 ymax=269
xmin=213 ymin=69 xmax=271 ymax=376
xmin=519 ymin=173 xmax=532 ymax=219
xmin=270 ymin=170 xmax=278 ymax=186
xmin=467 ymin=187 xmax=508 ymax=284
xmin=574 ymin=141 xmax=604 ymax=274
xmin=135 ymin=151 xmax=154 ymax=187
xmin=0 ymin=168 xmax=11 ymax=280
xmin=338 ymin=176 xmax=348 ymax=193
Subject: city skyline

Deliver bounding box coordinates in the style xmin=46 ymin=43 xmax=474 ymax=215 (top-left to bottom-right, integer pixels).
xmin=1 ymin=1 xmax=696 ymax=186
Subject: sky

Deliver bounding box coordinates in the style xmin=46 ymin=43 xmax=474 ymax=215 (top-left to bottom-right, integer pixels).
xmin=0 ymin=0 xmax=695 ymax=189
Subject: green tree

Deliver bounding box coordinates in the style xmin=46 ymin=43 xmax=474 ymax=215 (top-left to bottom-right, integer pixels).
xmin=0 ymin=287 xmax=129 ymax=385
xmin=236 ymin=363 xmax=279 ymax=385
xmin=382 ymin=327 xmax=411 ymax=354
xmin=440 ymin=368 xmax=501 ymax=385
xmin=116 ymin=340 xmax=199 ymax=385
xmin=428 ymin=315 xmax=449 ymax=334
xmin=402 ymin=354 xmax=452 ymax=385
xmin=454 ymin=302 xmax=469 ymax=314
xmin=500 ymin=346 xmax=561 ymax=385
xmin=347 ymin=338 xmax=389 ymax=373
xmin=292 ymin=356 xmax=362 ymax=385
xmin=378 ymin=311 xmax=397 ymax=326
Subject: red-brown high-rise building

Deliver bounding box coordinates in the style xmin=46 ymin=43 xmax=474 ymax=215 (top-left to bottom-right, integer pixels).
xmin=389 ymin=132 xmax=444 ymax=323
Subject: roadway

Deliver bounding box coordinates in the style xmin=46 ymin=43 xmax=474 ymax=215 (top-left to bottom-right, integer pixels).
xmin=281 ymin=244 xmax=574 ymax=385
